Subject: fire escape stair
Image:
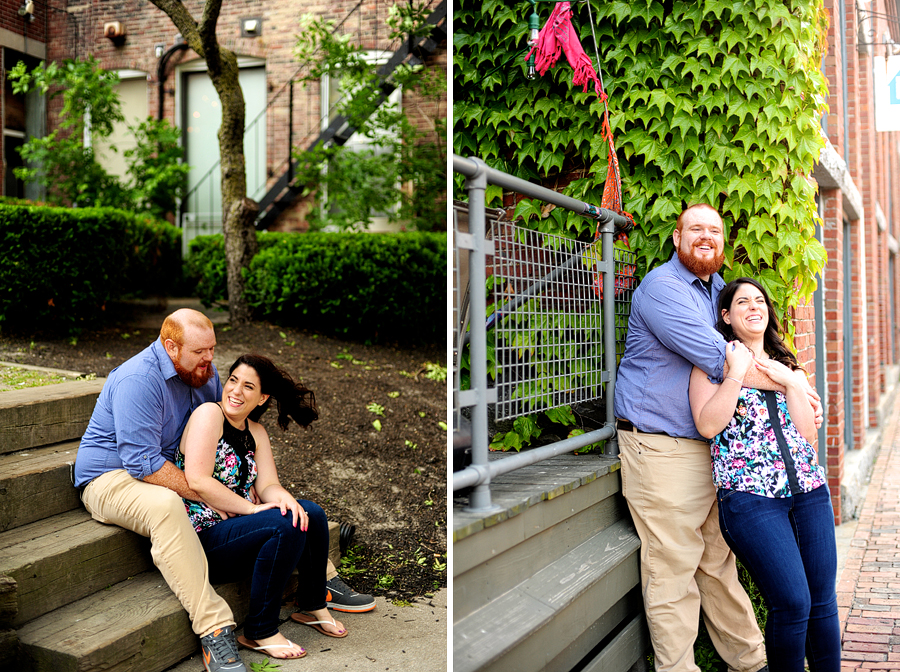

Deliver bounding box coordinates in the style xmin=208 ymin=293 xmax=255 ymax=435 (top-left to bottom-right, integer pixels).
xmin=253 ymin=0 xmax=447 ymax=230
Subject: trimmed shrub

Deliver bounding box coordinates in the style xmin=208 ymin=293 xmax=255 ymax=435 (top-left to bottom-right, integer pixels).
xmin=0 ymin=204 xmax=182 ymax=332
xmin=186 ymin=231 xmax=447 ymax=343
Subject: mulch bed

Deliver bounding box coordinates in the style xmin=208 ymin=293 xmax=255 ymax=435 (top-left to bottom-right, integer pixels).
xmin=0 ymin=300 xmax=447 ymax=601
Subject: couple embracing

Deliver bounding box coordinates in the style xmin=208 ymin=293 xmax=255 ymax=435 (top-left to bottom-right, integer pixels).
xmin=73 ymin=309 xmax=373 ymax=672
xmin=614 ymin=204 xmax=841 ymax=672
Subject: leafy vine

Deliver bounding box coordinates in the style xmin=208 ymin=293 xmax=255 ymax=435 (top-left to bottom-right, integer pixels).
xmin=454 ymin=0 xmax=829 ymax=324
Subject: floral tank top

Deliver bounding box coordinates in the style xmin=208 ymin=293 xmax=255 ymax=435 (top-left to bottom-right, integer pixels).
xmin=711 ymin=387 xmax=826 ymax=498
xmin=176 ymin=405 xmax=258 ymax=531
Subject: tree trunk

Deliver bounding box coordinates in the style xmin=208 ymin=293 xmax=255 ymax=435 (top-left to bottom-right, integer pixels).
xmin=208 ymin=49 xmax=259 ymax=325
xmin=149 ymin=0 xmax=258 ymax=325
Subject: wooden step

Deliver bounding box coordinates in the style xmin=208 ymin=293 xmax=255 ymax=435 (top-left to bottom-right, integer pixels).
xmin=0 ymin=442 xmax=82 ymax=533
xmin=0 ymin=509 xmax=152 ymax=628
xmin=0 ymin=502 xmax=341 ymax=630
xmin=452 ymin=518 xmax=641 ymax=672
xmin=454 ymin=459 xmax=626 ymax=620
xmin=16 ymin=570 xmax=251 ymax=672
xmin=0 ymin=379 xmax=104 ymax=455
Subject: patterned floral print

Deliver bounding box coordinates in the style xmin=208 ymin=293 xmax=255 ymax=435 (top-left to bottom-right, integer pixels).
xmin=711 ymin=387 xmax=826 ymax=498
xmin=176 ymin=418 xmax=258 ymax=532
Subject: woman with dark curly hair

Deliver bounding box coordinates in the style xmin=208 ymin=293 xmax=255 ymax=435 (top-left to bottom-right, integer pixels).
xmin=177 ymin=354 xmax=346 ymax=660
xmin=688 ymin=278 xmax=840 ymax=672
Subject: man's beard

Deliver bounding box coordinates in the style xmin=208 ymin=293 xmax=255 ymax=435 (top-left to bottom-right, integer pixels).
xmin=677 ymin=243 xmax=724 ymax=278
xmin=173 ymin=358 xmax=214 ymax=388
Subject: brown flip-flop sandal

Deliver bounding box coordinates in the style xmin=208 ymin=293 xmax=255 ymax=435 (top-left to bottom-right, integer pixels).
xmin=237 ymin=634 xmax=307 ymax=658
xmin=290 ymin=611 xmax=349 ymax=638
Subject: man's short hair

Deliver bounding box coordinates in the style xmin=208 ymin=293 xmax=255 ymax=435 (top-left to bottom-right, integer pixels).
xmin=675 ymin=203 xmax=720 ymax=232
xmin=160 ymin=309 xmax=214 ymax=346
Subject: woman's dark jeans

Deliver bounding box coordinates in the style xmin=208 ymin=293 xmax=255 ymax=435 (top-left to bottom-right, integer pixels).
xmin=717 ymin=485 xmax=841 ymax=672
xmin=198 ymin=499 xmax=329 ymax=640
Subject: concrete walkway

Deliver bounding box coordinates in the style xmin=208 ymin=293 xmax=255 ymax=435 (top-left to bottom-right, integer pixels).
xmin=837 ymin=392 xmax=900 ymax=669
xmin=164 ymin=590 xmax=447 ymax=671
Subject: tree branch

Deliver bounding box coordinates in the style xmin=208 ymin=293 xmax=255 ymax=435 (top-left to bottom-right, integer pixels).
xmin=198 ymin=0 xmax=223 ymax=68
xmin=148 ymin=0 xmax=203 ymax=57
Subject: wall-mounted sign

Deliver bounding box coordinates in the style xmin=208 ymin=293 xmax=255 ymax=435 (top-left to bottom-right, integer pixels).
xmin=874 ymin=55 xmax=900 ymax=132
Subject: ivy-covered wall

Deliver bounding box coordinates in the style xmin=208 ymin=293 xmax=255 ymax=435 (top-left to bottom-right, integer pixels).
xmin=454 ymin=0 xmax=830 ymax=331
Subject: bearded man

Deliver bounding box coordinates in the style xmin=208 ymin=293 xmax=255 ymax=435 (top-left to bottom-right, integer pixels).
xmin=75 ymin=309 xmax=247 ymax=672
xmin=613 ymin=204 xmax=823 ymax=672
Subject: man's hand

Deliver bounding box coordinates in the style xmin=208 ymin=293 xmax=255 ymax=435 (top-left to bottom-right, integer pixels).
xmin=805 ymin=383 xmax=824 ymax=429
xmin=144 ymin=461 xmax=236 ymax=517
xmin=747 ymin=359 xmax=824 ymax=430
xmin=144 ymin=461 xmax=201 ymax=500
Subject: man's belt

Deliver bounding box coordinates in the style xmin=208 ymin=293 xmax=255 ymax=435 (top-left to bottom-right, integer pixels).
xmin=616 ymin=419 xmax=670 ymax=437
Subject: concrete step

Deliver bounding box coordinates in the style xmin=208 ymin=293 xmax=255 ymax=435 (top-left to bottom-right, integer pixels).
xmin=452 ymin=518 xmax=642 ymax=672
xmin=0 ymin=509 xmax=152 ymax=628
xmin=0 ymin=442 xmax=82 ymax=533
xmin=0 ymin=379 xmax=104 ymax=456
xmin=16 ymin=570 xmax=251 ymax=672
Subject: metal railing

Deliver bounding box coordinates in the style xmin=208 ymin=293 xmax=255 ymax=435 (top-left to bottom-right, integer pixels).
xmin=452 ymin=155 xmax=636 ymax=512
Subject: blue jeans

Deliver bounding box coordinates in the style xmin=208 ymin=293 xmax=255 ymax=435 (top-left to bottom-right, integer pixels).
xmin=717 ymin=486 xmax=841 ymax=672
xmin=197 ymin=499 xmax=329 ymax=640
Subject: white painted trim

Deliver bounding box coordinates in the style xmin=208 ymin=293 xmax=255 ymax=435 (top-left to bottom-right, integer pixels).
xmin=116 ymin=69 xmax=148 ymax=80
xmin=876 ymin=202 xmax=887 ymax=232
xmin=0 ymin=26 xmax=46 ymax=58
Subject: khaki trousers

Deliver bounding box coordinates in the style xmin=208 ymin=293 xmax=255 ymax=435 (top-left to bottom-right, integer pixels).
xmin=618 ymin=429 xmax=766 ymax=672
xmin=81 ymin=469 xmax=234 ymax=637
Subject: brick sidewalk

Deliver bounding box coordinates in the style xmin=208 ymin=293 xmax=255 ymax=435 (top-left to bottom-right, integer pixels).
xmin=837 ymin=398 xmax=900 ymax=669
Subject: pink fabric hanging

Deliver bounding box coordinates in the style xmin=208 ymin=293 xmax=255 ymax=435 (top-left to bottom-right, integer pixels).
xmin=524 ymin=1 xmax=602 ymax=95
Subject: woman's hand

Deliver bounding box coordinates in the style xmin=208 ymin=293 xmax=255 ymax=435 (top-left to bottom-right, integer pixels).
xmin=724 ymin=340 xmax=753 ymax=381
xmin=249 ymin=502 xmax=281 ymax=515
xmin=754 ymin=358 xmax=797 ymax=388
xmin=276 ymin=497 xmax=308 ymax=531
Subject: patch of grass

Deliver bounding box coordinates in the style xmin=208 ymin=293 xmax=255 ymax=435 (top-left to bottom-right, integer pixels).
xmin=423 ymin=362 xmax=446 ymax=382
xmin=338 ymin=546 xmax=367 ymax=579
xmin=0 ymin=366 xmax=67 ymax=392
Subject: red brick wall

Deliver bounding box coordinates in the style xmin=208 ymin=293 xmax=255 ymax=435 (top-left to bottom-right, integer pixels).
xmin=31 ymin=0 xmax=445 ymax=228
xmin=816 ymin=0 xmax=900 ymax=522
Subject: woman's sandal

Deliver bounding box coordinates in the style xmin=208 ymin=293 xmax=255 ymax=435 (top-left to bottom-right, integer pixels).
xmin=290 ymin=611 xmax=349 ymax=638
xmin=237 ymin=634 xmax=307 ymax=659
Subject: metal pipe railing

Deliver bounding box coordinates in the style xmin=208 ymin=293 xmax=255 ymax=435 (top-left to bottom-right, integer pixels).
xmin=452 ymin=154 xmax=626 ymax=512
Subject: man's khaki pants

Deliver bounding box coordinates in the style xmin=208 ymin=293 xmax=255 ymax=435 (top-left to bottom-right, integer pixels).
xmin=82 ymin=469 xmax=234 ymax=638
xmin=618 ymin=428 xmax=766 ymax=672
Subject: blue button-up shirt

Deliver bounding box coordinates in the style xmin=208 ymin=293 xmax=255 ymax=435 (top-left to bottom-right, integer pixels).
xmin=73 ymin=338 xmax=222 ymax=487
xmin=613 ymin=253 xmax=727 ymax=439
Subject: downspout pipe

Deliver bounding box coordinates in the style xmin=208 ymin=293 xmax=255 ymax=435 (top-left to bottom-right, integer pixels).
xmin=157 ymin=42 xmax=189 ymax=120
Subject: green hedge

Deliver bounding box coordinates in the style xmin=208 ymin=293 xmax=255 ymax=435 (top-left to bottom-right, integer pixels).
xmin=0 ymin=204 xmax=182 ymax=332
xmin=187 ymin=231 xmax=447 ymax=342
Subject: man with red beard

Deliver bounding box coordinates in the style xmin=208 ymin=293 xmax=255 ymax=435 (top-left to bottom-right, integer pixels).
xmin=614 ymin=204 xmax=778 ymax=672
xmin=74 ymin=308 xmax=248 ymax=672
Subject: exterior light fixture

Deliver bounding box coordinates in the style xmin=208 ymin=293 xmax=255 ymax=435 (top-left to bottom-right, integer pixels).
xmin=241 ymin=17 xmax=262 ymax=37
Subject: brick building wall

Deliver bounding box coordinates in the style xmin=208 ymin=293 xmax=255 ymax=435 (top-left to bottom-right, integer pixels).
xmin=6 ymin=0 xmax=445 ymax=229
xmin=815 ymin=0 xmax=900 ymax=523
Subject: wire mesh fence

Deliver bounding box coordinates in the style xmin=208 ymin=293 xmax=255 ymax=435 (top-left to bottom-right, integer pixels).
xmin=489 ymin=221 xmax=635 ymax=421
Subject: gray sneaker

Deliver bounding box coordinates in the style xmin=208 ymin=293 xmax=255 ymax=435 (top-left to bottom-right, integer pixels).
xmin=326 ymin=575 xmax=376 ymax=612
xmin=200 ymin=625 xmax=247 ymax=672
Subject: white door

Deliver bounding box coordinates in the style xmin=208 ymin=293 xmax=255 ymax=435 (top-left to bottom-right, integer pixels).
xmin=180 ymin=63 xmax=267 ymax=252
